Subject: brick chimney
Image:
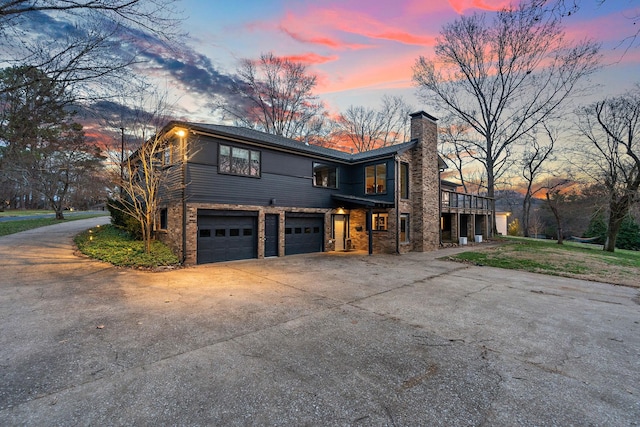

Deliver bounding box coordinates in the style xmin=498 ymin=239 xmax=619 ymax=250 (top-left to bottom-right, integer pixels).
xmin=409 ymin=111 xmax=440 ymax=251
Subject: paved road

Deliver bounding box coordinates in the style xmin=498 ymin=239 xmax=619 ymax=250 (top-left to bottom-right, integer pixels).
xmin=0 ymin=217 xmax=638 ymax=426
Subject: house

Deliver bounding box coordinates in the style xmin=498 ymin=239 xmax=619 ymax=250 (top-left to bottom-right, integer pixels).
xmin=152 ymin=111 xmax=493 ymax=265
xmin=495 ymin=212 xmax=510 ymax=236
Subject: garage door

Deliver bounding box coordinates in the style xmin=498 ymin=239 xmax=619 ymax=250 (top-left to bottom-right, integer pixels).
xmin=197 ymin=212 xmax=257 ymax=264
xmin=285 ymin=215 xmax=324 ymax=255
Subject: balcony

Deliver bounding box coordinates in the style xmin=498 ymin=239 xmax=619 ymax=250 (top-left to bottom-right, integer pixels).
xmin=441 ymin=190 xmax=492 ymax=213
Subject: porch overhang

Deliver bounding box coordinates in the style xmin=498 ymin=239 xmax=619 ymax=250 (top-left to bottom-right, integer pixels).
xmin=331 ymin=194 xmax=394 ymax=208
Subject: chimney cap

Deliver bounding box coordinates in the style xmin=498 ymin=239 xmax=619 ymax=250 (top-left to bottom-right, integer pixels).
xmin=410 ymin=110 xmax=438 ymax=122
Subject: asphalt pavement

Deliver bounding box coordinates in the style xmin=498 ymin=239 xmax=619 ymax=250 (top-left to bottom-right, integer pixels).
xmin=0 ymin=217 xmax=638 ymax=426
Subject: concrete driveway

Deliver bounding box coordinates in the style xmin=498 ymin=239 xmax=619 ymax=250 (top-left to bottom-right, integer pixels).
xmin=0 ymin=217 xmax=638 ymax=426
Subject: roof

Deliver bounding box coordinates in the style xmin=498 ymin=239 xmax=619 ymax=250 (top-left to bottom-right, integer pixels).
xmin=166 ymin=121 xmax=419 ymax=164
xmin=331 ymin=194 xmax=394 ymax=208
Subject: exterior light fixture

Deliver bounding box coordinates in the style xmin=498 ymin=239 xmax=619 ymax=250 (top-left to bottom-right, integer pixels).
xmin=175 ymin=129 xmax=186 ymax=137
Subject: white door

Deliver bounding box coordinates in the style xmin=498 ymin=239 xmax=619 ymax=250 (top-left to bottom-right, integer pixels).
xmin=334 ymin=215 xmax=345 ymax=251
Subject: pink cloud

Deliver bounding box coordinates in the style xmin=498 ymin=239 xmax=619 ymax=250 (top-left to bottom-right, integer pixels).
xmin=279 ymin=7 xmax=436 ymax=49
xmin=316 ymin=53 xmax=417 ymax=95
xmin=280 ymin=26 xmax=371 ymax=50
xmin=447 ymin=0 xmax=514 ymax=14
xmin=278 ymin=52 xmax=339 ymax=65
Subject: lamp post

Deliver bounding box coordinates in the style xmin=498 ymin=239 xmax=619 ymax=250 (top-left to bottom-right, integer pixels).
xmin=119 ymin=127 xmax=125 ymax=195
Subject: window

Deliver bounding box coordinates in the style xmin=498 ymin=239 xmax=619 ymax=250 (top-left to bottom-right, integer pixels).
xmin=313 ymin=163 xmax=337 ymax=188
xmin=219 ymin=144 xmax=260 ymax=177
xmin=371 ymin=213 xmax=388 ymax=231
xmin=159 ymin=208 xmax=168 ymax=230
xmin=199 ymin=229 xmax=211 ymax=238
xmin=400 ymin=163 xmax=409 ymax=199
xmin=441 ymin=191 xmax=450 ymax=207
xmin=365 ymin=163 xmax=386 ymax=194
xmin=163 ymin=146 xmax=171 ymax=165
xmin=400 ymin=214 xmax=410 ymax=243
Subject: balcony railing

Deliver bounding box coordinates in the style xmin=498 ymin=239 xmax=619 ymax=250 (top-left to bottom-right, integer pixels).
xmin=441 ymin=190 xmax=492 ymax=212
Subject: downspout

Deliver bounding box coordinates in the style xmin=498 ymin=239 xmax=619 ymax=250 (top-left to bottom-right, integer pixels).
xmin=181 ymin=134 xmax=187 ymax=264
xmin=368 ymin=206 xmax=373 ymax=256
xmin=438 ymin=167 xmax=442 ymax=246
xmin=395 ymin=155 xmax=400 ymax=255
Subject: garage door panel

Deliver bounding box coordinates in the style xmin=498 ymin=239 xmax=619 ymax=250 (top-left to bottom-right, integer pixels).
xmin=197 ymin=213 xmax=257 ymax=264
xmin=285 ymin=216 xmax=323 ymax=255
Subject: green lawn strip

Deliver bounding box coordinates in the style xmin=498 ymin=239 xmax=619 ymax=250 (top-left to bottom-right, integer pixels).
xmin=449 ymin=238 xmax=639 ymax=278
xmin=0 ymin=213 xmax=107 ymax=237
xmin=0 ymin=210 xmax=54 ymax=217
xmin=75 ymin=224 xmax=180 ymax=268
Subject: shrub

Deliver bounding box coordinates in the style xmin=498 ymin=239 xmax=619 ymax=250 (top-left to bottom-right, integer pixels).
xmin=107 ymin=198 xmax=142 ymax=240
xmin=508 ymin=218 xmax=522 ymax=236
xmin=584 ymin=213 xmax=606 ymax=244
xmin=616 ymin=216 xmax=640 ymax=251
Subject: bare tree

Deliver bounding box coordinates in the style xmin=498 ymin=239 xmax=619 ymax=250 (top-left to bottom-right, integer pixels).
xmin=334 ymin=95 xmax=413 ymax=153
xmin=0 ymin=0 xmax=183 ymax=100
xmin=413 ymin=0 xmax=600 ymax=231
xmin=217 ymin=52 xmax=327 ymax=141
xmin=110 ymin=89 xmax=183 ymax=253
xmin=521 ymin=124 xmax=556 ymax=237
xmin=576 ymin=85 xmax=640 ymax=252
xmin=544 ymin=179 xmax=573 ymax=244
xmin=438 ymin=119 xmax=475 ymax=192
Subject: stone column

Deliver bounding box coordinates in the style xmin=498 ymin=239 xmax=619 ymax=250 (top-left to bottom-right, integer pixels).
xmin=410 ymin=111 xmax=440 ymax=252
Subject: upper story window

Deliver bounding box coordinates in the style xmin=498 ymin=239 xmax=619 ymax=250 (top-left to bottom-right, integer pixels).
xmin=163 ymin=145 xmax=171 ymax=165
xmin=400 ymin=162 xmax=409 ymax=199
xmin=219 ymin=144 xmax=261 ymax=177
xmin=313 ymin=163 xmax=337 ymax=188
xmin=365 ymin=163 xmax=386 ymax=194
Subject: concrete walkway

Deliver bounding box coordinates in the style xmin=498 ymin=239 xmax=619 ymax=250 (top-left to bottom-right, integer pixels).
xmin=0 ymin=217 xmax=638 ymax=426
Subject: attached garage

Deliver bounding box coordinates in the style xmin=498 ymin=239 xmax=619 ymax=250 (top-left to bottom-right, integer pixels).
xmin=285 ymin=214 xmax=324 ymax=255
xmin=197 ymin=210 xmax=257 ymax=264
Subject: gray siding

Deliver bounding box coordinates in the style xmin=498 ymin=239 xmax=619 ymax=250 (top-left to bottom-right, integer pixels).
xmin=164 ymin=134 xmax=397 ymax=207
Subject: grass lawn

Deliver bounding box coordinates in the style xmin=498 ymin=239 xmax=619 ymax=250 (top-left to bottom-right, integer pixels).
xmin=75 ymin=224 xmax=180 ymax=269
xmin=0 ymin=209 xmax=54 ymax=217
xmin=447 ymin=236 xmax=640 ymax=288
xmin=0 ymin=212 xmax=109 ymax=237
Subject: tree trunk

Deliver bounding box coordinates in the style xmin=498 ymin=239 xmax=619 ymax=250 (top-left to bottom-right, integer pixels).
xmin=604 ymin=196 xmax=633 ymax=252
xmin=522 ymin=194 xmax=531 ymax=238
xmin=604 ymin=212 xmax=624 ymax=252
xmin=486 ymin=161 xmax=497 ymax=236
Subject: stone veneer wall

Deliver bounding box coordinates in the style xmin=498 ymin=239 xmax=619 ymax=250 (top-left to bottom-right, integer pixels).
xmin=397 ymin=150 xmax=415 ymax=254
xmin=179 ymin=203 xmax=333 ymax=265
xmin=156 ymin=201 xmax=184 ymax=260
xmin=409 ymin=112 xmax=440 ymax=252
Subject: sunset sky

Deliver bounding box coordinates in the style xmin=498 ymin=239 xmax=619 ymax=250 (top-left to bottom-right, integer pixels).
xmin=161 ymin=0 xmax=639 ymax=122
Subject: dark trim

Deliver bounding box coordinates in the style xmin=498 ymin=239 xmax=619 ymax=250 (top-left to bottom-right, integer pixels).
xmin=285 ymin=212 xmax=325 ymax=218
xmin=198 ymin=209 xmax=259 ymax=217
xmin=332 ymin=194 xmax=394 ymax=208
